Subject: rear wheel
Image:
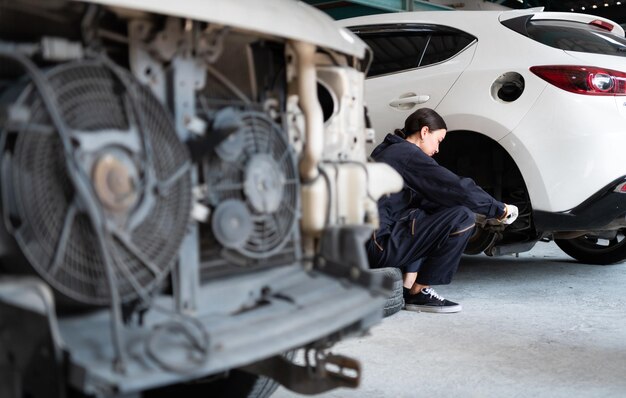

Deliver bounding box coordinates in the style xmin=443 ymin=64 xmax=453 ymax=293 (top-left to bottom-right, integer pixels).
xmin=555 ymin=229 xmax=626 ymax=265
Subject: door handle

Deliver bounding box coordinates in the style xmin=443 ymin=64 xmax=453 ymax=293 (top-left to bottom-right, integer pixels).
xmin=389 ymin=94 xmax=430 ymax=108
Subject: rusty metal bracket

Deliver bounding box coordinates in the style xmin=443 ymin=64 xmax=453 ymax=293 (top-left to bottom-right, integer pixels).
xmin=242 ymin=349 xmax=360 ymax=395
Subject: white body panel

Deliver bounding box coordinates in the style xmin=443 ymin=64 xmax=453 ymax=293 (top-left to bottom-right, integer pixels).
xmin=504 ymin=86 xmax=626 ymax=210
xmin=78 ymin=0 xmax=367 ymax=57
xmin=365 ymin=42 xmax=475 ymax=140
xmin=343 ymin=10 xmax=626 ymax=213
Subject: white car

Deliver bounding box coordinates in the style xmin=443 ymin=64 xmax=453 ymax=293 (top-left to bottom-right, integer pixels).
xmin=341 ymin=8 xmax=626 ymax=264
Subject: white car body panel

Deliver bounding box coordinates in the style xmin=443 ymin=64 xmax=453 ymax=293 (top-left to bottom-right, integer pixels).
xmin=505 ymin=86 xmax=626 ymax=211
xmin=435 ymin=14 xmax=554 ymax=141
xmin=77 ymin=0 xmax=367 ymax=57
xmin=528 ymin=12 xmax=626 ymax=37
xmin=562 ymin=50 xmax=626 ymax=70
xmin=365 ymin=42 xmax=475 ymax=140
xmin=344 ymin=10 xmax=626 ymax=213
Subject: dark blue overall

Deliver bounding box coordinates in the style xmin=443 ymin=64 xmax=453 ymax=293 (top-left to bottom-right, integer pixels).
xmin=367 ymin=134 xmax=505 ymax=286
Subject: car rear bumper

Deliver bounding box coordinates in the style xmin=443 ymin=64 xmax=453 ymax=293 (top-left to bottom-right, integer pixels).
xmin=534 ymin=175 xmax=626 ymax=232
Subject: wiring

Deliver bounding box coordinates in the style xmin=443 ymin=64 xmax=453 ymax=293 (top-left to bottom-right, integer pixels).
xmin=317 ymin=166 xmax=333 ymax=227
xmin=99 ymin=53 xmax=210 ymax=375
xmin=0 ymin=49 xmax=131 ymax=372
xmin=0 ymin=49 xmax=210 ymax=376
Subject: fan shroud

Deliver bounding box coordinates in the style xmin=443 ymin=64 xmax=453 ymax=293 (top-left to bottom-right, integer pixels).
xmin=201 ymin=110 xmax=299 ymax=262
xmin=0 ymin=61 xmax=192 ymax=306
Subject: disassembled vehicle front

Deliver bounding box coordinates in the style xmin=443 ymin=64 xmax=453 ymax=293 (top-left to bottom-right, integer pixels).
xmin=0 ymin=0 xmax=403 ymax=397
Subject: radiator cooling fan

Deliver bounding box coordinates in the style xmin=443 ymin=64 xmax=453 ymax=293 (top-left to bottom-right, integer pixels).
xmin=0 ymin=61 xmax=192 ymax=306
xmin=201 ymin=110 xmax=299 ymax=261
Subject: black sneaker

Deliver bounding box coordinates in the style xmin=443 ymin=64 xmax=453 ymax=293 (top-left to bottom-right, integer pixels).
xmin=403 ymin=287 xmax=462 ymax=313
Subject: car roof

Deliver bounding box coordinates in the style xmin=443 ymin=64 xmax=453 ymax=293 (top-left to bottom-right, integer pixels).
xmin=339 ymin=9 xmax=625 ymax=38
xmin=75 ymin=0 xmax=367 ymax=58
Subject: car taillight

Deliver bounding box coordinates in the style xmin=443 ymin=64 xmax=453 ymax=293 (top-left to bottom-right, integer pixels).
xmin=589 ymin=19 xmax=614 ymax=32
xmin=530 ymin=65 xmax=626 ymax=96
xmin=615 ymin=182 xmax=626 ymax=193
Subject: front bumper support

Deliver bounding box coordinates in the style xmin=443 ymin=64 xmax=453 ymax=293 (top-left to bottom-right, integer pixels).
xmin=0 ymin=266 xmax=386 ymax=396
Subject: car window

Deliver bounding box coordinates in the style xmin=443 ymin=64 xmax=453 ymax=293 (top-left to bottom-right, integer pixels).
xmin=349 ymin=24 xmax=476 ymax=77
xmin=505 ymin=17 xmax=626 ymax=57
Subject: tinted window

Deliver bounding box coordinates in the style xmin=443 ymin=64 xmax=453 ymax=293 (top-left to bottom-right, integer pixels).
xmin=361 ymin=33 xmax=430 ymax=77
xmin=421 ymin=33 xmax=474 ymax=65
xmin=350 ymin=24 xmax=476 ymax=77
xmin=511 ymin=18 xmax=626 ymax=57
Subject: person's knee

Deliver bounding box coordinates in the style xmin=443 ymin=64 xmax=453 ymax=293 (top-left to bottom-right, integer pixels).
xmin=449 ymin=206 xmax=475 ymax=235
xmin=450 ymin=205 xmax=474 ymax=224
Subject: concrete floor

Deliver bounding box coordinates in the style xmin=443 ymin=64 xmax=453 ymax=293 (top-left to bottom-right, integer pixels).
xmin=274 ymin=241 xmax=626 ymax=398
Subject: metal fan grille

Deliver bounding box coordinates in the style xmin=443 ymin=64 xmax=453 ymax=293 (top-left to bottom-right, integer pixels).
xmin=204 ymin=111 xmax=299 ymax=259
xmin=5 ymin=62 xmax=192 ymax=306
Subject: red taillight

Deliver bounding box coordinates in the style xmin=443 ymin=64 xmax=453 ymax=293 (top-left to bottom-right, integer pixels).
xmin=589 ymin=19 xmax=614 ymax=31
xmin=615 ymin=182 xmax=626 ymax=193
xmin=530 ymin=65 xmax=626 ymax=96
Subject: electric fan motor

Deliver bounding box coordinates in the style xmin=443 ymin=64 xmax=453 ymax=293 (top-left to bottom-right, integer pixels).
xmin=200 ymin=109 xmax=300 ymax=264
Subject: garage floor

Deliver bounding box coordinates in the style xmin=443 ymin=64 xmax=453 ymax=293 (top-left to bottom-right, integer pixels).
xmin=274 ymin=242 xmax=626 ymax=398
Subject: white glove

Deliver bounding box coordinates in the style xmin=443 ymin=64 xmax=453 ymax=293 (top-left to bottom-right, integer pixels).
xmin=500 ymin=204 xmax=519 ymax=225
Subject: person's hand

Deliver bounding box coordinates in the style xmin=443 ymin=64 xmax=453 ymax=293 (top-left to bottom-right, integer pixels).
xmin=478 ymin=204 xmax=519 ymax=227
xmin=499 ymin=204 xmax=518 ymax=225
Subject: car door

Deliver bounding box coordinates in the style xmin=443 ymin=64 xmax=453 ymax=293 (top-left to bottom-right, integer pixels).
xmin=349 ymin=24 xmax=477 ymax=146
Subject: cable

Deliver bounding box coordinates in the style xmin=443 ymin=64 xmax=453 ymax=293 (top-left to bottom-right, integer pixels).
xmin=317 ymin=165 xmax=333 ymax=227
xmin=111 ymin=234 xmax=210 ymax=374
xmin=0 ymin=49 xmax=131 ymax=372
xmin=0 ymin=50 xmax=210 ymax=376
xmin=99 ymin=52 xmax=211 ymax=373
xmin=145 ymin=318 xmax=210 ymax=375
xmin=97 ymin=53 xmax=209 ymax=375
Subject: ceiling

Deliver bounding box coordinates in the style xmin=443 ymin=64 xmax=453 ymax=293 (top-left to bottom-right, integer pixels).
xmin=496 ymin=0 xmax=626 ymax=23
xmin=305 ymin=0 xmax=626 ymax=25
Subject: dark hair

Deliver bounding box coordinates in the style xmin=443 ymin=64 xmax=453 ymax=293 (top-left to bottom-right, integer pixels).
xmin=394 ymin=108 xmax=447 ymax=139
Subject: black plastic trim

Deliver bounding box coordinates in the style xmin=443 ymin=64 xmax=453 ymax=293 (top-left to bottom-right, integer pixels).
xmin=534 ymin=175 xmax=626 ymax=231
xmin=500 ymin=15 xmax=532 ymax=37
xmin=348 ymin=23 xmax=471 ymax=36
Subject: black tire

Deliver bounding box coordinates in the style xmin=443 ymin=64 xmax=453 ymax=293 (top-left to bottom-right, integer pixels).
xmin=369 ymin=267 xmax=404 ymax=317
xmin=244 ymin=371 xmax=283 ymax=398
xmin=555 ymin=230 xmax=626 ymax=265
